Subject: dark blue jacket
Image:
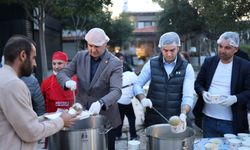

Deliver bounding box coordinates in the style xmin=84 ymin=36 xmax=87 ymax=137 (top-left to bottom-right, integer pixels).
xmin=21 ymin=75 xmax=45 ymax=116
xmin=193 ymin=55 xmax=250 ymax=133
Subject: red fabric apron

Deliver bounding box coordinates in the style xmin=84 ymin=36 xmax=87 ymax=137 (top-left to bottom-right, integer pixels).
xmin=41 ymin=75 xmax=77 ymax=113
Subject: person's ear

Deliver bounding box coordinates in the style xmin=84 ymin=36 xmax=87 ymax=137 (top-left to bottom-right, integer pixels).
xmin=177 ymin=47 xmax=180 ymax=51
xmin=234 ymin=47 xmax=239 ymax=54
xmin=236 ymin=47 xmax=239 ymax=52
xmin=19 ymin=50 xmax=27 ymax=62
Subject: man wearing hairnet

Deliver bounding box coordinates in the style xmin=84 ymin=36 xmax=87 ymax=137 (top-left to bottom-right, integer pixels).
xmin=133 ymin=32 xmax=195 ymax=132
xmin=57 ymin=28 xmax=122 ymax=150
xmin=194 ymin=31 xmax=250 ymax=137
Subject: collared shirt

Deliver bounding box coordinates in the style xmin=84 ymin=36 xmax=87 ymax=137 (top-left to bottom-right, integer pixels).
xmin=133 ymin=56 xmax=195 ymax=108
xmin=90 ymin=57 xmax=101 ymax=81
xmin=90 ymin=51 xmax=106 ymax=81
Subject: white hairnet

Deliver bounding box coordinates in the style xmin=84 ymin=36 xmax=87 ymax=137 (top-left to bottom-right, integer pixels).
xmin=85 ymin=28 xmax=110 ymax=46
xmin=217 ymin=32 xmax=239 ymax=47
xmin=158 ymin=32 xmax=181 ymax=48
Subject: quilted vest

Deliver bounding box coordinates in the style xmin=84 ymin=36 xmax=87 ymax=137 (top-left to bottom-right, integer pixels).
xmin=145 ymin=53 xmax=188 ymax=127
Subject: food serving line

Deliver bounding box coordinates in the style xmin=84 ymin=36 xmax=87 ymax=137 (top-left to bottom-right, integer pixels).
xmin=45 ymin=115 xmax=250 ymax=149
xmin=46 ymin=102 xmax=195 ymax=150
xmin=45 ymin=101 xmax=250 ymax=150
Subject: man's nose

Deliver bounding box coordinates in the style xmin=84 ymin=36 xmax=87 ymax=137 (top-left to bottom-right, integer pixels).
xmin=33 ymin=61 xmax=37 ymax=68
xmin=55 ymin=64 xmax=60 ymax=68
xmin=92 ymin=47 xmax=97 ymax=52
xmin=219 ymin=47 xmax=226 ymax=52
xmin=166 ymin=51 xmax=172 ymax=56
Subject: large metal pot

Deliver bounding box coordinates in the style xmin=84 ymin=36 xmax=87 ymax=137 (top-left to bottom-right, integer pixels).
xmin=48 ymin=115 xmax=111 ymax=150
xmin=145 ymin=124 xmax=195 ymax=150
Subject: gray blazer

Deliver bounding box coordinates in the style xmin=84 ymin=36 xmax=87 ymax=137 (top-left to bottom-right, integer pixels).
xmin=57 ymin=50 xmax=122 ymax=127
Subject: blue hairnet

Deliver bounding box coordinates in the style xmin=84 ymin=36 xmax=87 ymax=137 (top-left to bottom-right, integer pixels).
xmin=158 ymin=32 xmax=181 ymax=48
xmin=217 ymin=32 xmax=239 ymax=47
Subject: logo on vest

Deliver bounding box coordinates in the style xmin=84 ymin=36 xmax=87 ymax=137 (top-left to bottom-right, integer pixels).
xmin=55 ymin=101 xmax=70 ymax=107
xmin=176 ymin=71 xmax=181 ymax=75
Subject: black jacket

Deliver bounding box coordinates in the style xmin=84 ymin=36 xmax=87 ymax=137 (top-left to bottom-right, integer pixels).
xmin=193 ymin=55 xmax=250 ymax=133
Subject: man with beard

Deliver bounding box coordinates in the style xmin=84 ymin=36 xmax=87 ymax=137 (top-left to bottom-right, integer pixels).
xmin=193 ymin=31 xmax=250 ymax=137
xmin=41 ymin=51 xmax=77 ymax=113
xmin=0 ymin=35 xmax=76 ymax=150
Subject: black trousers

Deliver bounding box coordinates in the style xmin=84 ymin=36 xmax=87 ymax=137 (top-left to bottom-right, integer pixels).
xmin=116 ymin=103 xmax=137 ymax=139
xmin=108 ymin=127 xmax=117 ymax=150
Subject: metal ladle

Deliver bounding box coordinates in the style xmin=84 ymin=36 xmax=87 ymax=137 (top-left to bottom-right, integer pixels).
xmin=151 ymin=106 xmax=169 ymax=122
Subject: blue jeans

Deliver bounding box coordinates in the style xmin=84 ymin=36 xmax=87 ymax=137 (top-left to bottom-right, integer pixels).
xmin=202 ymin=115 xmax=235 ymax=138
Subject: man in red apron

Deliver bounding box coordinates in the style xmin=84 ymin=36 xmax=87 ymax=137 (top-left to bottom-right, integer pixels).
xmin=41 ymin=51 xmax=77 ymax=113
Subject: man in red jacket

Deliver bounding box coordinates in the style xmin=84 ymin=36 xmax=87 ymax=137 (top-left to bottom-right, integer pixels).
xmin=41 ymin=51 xmax=77 ymax=113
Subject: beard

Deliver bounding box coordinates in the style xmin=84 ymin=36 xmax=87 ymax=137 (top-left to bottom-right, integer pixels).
xmin=218 ymin=52 xmax=232 ymax=62
xmin=20 ymin=58 xmax=33 ymax=77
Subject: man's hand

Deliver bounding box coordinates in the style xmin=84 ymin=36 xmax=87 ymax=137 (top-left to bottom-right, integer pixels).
xmin=219 ymin=95 xmax=237 ymax=107
xmin=202 ymin=91 xmax=211 ymax=104
xmin=170 ymin=113 xmax=187 ymax=133
xmin=179 ymin=113 xmax=187 ymax=131
xmin=60 ymin=112 xmax=77 ymax=128
xmin=89 ymin=101 xmax=101 ymax=115
xmin=65 ymin=80 xmax=77 ymax=91
xmin=141 ymin=98 xmax=153 ymax=108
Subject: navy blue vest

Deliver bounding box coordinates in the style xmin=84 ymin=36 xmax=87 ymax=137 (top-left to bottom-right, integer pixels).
xmin=145 ymin=53 xmax=188 ymax=127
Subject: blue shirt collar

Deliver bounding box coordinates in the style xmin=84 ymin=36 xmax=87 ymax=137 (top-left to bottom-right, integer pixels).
xmin=162 ymin=56 xmax=177 ymax=65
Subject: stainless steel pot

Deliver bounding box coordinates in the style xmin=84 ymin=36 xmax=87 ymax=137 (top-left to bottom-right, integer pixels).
xmin=48 ymin=115 xmax=111 ymax=150
xmin=145 ymin=124 xmax=195 ymax=150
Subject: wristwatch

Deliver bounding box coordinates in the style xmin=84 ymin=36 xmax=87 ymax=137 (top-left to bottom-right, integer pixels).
xmin=98 ymin=99 xmax=105 ymax=107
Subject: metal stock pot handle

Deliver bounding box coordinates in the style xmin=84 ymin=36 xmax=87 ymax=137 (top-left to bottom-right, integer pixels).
xmin=182 ymin=139 xmax=188 ymax=150
xmin=99 ymin=126 xmax=113 ymax=134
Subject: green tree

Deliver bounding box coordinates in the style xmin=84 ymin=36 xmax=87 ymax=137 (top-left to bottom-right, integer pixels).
xmin=105 ymin=13 xmax=134 ymax=48
xmin=156 ymin=0 xmax=204 ymax=36
xmin=0 ymin=0 xmax=55 ymax=78
xmin=0 ymin=0 xmax=112 ymax=79
xmin=192 ymin=0 xmax=250 ymax=39
xmin=52 ymin=0 xmax=112 ymax=50
xmin=62 ymin=11 xmax=134 ymax=51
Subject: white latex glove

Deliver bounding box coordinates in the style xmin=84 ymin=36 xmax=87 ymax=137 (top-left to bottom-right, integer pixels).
xmin=219 ymin=95 xmax=237 ymax=107
xmin=170 ymin=113 xmax=187 ymax=133
xmin=141 ymin=98 xmax=153 ymax=108
xmin=179 ymin=113 xmax=187 ymax=131
xmin=202 ymin=91 xmax=212 ymax=104
xmin=89 ymin=101 xmax=101 ymax=115
xmin=65 ymin=80 xmax=77 ymax=91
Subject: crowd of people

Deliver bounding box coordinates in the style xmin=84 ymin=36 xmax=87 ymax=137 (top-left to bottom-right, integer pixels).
xmin=0 ymin=28 xmax=249 ymax=150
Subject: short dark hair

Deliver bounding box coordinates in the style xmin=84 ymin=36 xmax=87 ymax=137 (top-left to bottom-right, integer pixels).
xmin=3 ymin=35 xmax=36 ymax=64
xmin=115 ymin=52 xmax=124 ymax=58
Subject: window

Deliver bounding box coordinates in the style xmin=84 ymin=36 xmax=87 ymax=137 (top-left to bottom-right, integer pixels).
xmin=138 ymin=22 xmax=144 ymax=28
xmin=137 ymin=21 xmax=156 ymax=28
